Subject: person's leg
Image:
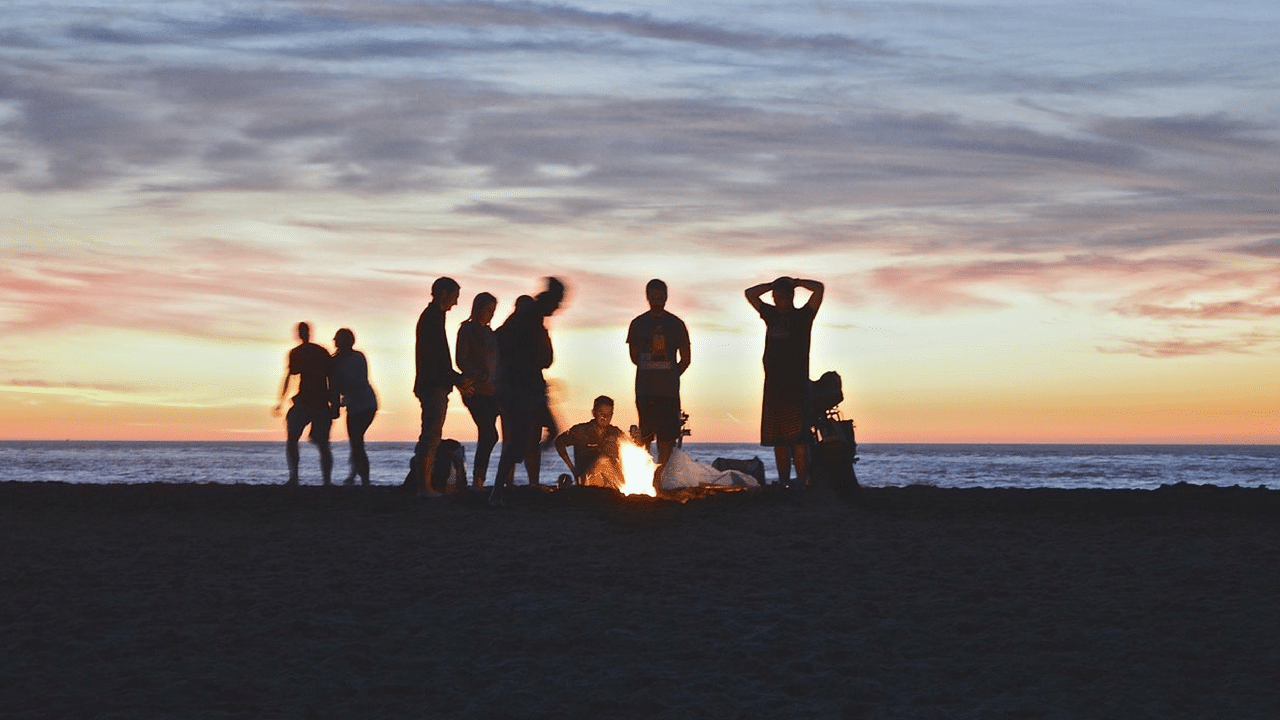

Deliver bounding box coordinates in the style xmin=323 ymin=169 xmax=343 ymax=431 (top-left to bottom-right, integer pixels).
xmin=774 ymin=445 xmax=793 ymax=487
xmin=491 ymin=393 xmax=532 ymax=504
xmin=636 ymin=395 xmax=661 ymax=486
xmin=348 ymin=409 xmax=375 ymax=484
xmin=310 ymin=410 xmax=334 ymax=485
xmin=285 ymin=405 xmax=307 ymax=485
xmin=657 ymin=439 xmax=675 ymax=468
xmin=344 ymin=411 xmax=358 ymax=484
xmin=652 ymin=396 xmax=681 ymax=490
xmin=412 ymin=390 xmax=448 ymax=494
xmin=467 ymin=396 xmax=499 ymax=488
xmin=791 ymin=443 xmax=809 ymax=488
xmin=524 ymin=420 xmax=542 ymax=487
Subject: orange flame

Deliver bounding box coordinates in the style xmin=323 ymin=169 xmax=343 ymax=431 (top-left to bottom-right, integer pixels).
xmin=617 ymin=441 xmax=658 ymax=497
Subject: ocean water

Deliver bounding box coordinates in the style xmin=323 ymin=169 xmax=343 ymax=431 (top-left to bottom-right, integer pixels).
xmin=0 ymin=441 xmax=1276 ymax=490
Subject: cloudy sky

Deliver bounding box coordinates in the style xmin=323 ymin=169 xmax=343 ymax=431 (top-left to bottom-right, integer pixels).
xmin=3 ymin=0 xmax=1280 ymax=443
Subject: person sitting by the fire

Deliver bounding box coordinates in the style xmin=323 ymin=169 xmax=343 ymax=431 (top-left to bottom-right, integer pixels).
xmin=554 ymin=395 xmax=626 ymax=490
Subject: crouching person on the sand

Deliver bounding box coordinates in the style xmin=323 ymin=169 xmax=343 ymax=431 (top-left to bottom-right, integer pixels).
xmin=554 ymin=395 xmax=626 ymax=491
xmin=404 ymin=438 xmax=468 ymax=494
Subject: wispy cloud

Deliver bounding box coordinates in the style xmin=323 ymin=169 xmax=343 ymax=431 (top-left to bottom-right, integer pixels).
xmin=5 ymin=1 xmax=1280 ymax=439
xmin=1099 ymin=333 xmax=1280 ymax=358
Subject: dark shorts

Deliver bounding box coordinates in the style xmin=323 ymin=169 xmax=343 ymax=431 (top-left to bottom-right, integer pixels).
xmin=414 ymin=388 xmax=450 ymax=458
xmin=286 ymin=403 xmax=332 ymax=445
xmin=637 ymin=395 xmax=681 ymax=443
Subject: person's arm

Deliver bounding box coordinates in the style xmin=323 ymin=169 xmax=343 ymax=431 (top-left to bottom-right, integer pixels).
xmin=626 ymin=319 xmax=642 ymax=367
xmin=273 ymin=357 xmax=294 ymax=417
xmin=796 ymin=278 xmax=825 ymax=312
xmin=676 ymin=341 xmax=691 ymax=376
xmin=676 ymin=319 xmax=691 ymax=376
xmin=745 ymin=282 xmax=772 ymax=313
xmin=455 ymin=324 xmax=472 ymax=377
xmin=536 ymin=323 xmax=553 ymax=370
xmin=455 ymin=327 xmax=476 ymax=399
xmin=554 ymin=431 xmax=576 ymax=478
xmin=326 ymin=354 xmax=341 ymax=419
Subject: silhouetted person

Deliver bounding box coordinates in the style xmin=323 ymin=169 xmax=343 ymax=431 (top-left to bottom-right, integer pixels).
xmin=408 ymin=277 xmax=471 ymax=495
xmin=627 ymin=278 xmax=690 ymax=488
xmin=490 ymin=278 xmax=565 ymax=506
xmin=746 ymin=276 xmax=824 ymax=489
xmin=274 ymin=322 xmax=337 ymax=486
xmin=430 ymin=438 xmax=468 ymax=493
xmin=331 ymin=328 xmax=378 ymax=486
xmin=456 ymin=292 xmax=500 ymax=489
xmin=555 ymin=395 xmax=626 ymax=490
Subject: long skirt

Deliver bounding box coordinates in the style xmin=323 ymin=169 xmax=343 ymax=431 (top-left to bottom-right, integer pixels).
xmin=760 ymin=369 xmax=810 ymax=446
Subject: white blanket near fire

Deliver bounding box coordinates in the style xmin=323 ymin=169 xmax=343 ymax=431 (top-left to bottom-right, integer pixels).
xmin=659 ymin=448 xmax=760 ymax=490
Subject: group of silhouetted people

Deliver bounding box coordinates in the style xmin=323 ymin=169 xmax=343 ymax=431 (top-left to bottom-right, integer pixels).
xmin=276 ymin=274 xmax=824 ymax=497
xmin=274 ymin=323 xmax=378 ymax=486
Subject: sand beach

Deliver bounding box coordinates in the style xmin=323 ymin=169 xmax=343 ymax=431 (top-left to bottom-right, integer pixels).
xmin=2 ymin=481 xmax=1278 ymax=719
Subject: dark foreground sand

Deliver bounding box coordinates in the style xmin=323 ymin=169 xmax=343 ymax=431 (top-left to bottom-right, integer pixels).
xmin=2 ymin=481 xmax=1279 ymax=719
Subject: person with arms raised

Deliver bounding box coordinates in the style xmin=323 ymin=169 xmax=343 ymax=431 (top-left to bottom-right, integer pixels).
xmin=745 ymin=276 xmax=824 ymax=490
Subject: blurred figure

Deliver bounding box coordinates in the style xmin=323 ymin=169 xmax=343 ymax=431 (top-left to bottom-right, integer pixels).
xmin=490 ymin=278 xmax=566 ymax=506
xmin=274 ymin=322 xmax=337 ymax=486
xmin=554 ymin=395 xmax=626 ymax=490
xmin=745 ymin=276 xmax=824 ymax=489
xmin=331 ymin=328 xmax=378 ymax=486
xmin=626 ymin=278 xmax=690 ymax=488
xmin=456 ymin=292 xmax=500 ymax=489
xmin=407 ymin=277 xmax=471 ymax=495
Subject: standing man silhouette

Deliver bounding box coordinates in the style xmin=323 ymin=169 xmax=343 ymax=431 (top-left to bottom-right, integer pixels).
xmin=627 ymin=278 xmax=690 ymax=489
xmin=409 ymin=277 xmax=470 ymax=495
xmin=274 ymin=322 xmax=337 ymax=486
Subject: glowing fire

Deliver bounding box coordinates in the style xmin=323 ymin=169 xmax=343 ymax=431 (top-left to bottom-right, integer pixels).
xmin=617 ymin=441 xmax=659 ymax=497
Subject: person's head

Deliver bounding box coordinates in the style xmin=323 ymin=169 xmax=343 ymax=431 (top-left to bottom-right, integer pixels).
xmin=471 ymin=292 xmax=497 ymax=325
xmin=334 ymin=328 xmax=355 ymax=352
xmin=535 ymin=276 xmax=566 ymax=317
xmin=591 ymin=395 xmax=615 ymax=428
xmin=771 ymin=276 xmax=796 ymax=309
xmin=431 ymin=276 xmax=461 ymax=311
xmin=645 ymin=278 xmax=668 ymax=313
xmin=296 ymin=322 xmax=311 ymax=342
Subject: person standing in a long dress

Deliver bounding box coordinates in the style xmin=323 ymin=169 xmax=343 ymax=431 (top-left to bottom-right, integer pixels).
xmin=745 ymin=276 xmax=824 ymax=489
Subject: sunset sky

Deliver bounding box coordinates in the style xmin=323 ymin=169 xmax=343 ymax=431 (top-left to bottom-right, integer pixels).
xmin=3 ymin=0 xmax=1280 ymax=443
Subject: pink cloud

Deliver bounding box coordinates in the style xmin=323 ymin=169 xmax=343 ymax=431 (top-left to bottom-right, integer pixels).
xmin=1117 ymin=300 xmax=1280 ymax=320
xmin=1098 ymin=331 xmax=1280 ymax=358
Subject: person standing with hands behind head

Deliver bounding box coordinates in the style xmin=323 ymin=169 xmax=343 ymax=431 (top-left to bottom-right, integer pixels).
xmin=627 ymin=278 xmax=690 ymax=489
xmin=274 ymin=322 xmax=337 ymax=487
xmin=331 ymin=328 xmax=378 ymax=486
xmin=456 ymin=292 xmax=500 ymax=489
xmin=408 ymin=277 xmax=471 ymax=495
xmin=745 ymin=276 xmax=824 ymax=490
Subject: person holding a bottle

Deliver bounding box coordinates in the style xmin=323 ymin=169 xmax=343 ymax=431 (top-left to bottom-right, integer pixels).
xmin=626 ymin=278 xmax=691 ymax=489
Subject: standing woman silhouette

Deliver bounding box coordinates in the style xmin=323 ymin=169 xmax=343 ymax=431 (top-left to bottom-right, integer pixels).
xmin=332 ymin=328 xmax=378 ymax=485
